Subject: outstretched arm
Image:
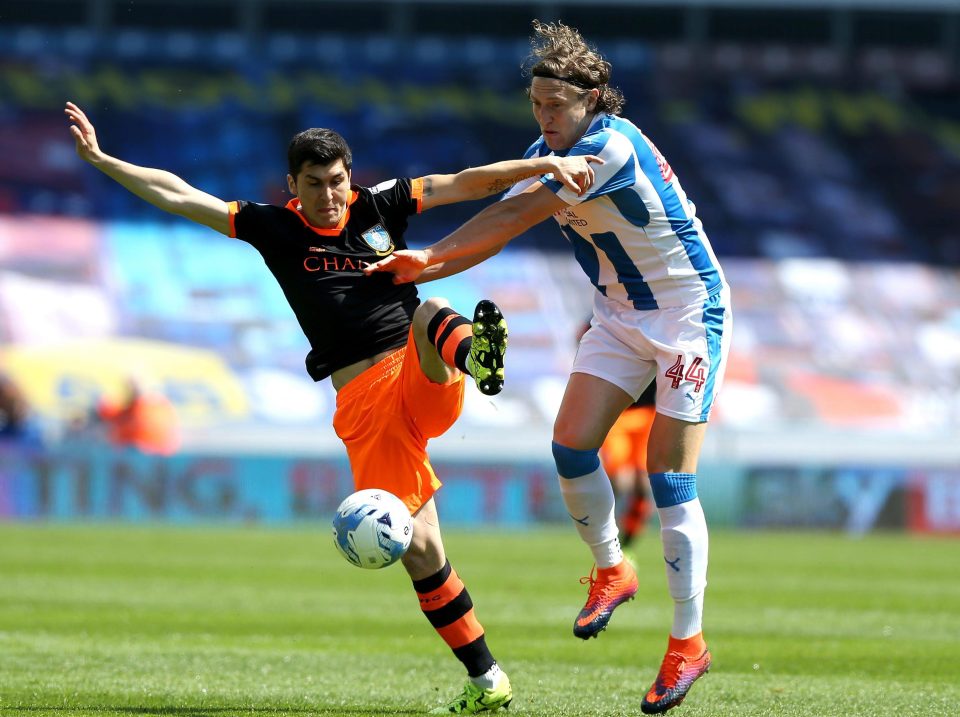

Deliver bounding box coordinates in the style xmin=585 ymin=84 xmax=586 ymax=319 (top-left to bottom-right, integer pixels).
xmin=418 ymin=154 xmax=602 ymax=211
xmin=365 ymin=184 xmax=567 ymax=284
xmin=416 ymin=245 xmax=503 ymax=284
xmin=65 ymin=102 xmax=231 ymax=236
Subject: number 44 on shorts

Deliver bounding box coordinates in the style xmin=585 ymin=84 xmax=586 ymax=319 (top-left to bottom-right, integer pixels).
xmin=664 ymin=354 xmax=706 ymax=391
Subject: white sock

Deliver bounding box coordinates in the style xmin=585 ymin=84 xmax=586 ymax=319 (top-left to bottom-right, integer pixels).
xmin=558 ymin=465 xmax=623 ymax=568
xmin=470 ymin=662 xmax=502 ymax=690
xmin=672 ymin=592 xmax=705 ymax=640
xmin=657 ymin=498 xmax=708 ymax=638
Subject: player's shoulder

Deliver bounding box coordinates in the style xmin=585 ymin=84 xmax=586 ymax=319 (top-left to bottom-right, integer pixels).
xmin=357 ymin=178 xmax=424 ymax=221
xmin=355 ymin=178 xmax=418 ymax=209
xmin=575 ymin=114 xmax=639 ymax=156
xmin=593 ymin=113 xmax=642 ymax=135
xmin=236 ymin=200 xmax=288 ymax=218
xmin=233 ymin=200 xmax=300 ymax=242
xmin=581 ymin=115 xmax=643 ymax=147
xmin=357 ymin=178 xmax=410 ymax=198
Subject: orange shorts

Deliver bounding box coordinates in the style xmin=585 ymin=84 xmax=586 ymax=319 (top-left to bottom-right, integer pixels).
xmin=601 ymin=404 xmax=656 ymax=475
xmin=332 ymin=327 xmax=465 ymax=515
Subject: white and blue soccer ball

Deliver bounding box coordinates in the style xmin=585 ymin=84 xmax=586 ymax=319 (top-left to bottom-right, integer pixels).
xmin=332 ymin=489 xmax=413 ymax=569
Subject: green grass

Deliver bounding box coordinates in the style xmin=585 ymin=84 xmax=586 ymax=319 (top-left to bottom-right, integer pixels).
xmin=0 ymin=524 xmax=957 ymax=716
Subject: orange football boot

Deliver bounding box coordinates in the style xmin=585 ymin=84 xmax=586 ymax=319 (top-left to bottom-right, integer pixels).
xmin=573 ymin=560 xmax=638 ymax=639
xmin=641 ymin=645 xmax=711 ymax=714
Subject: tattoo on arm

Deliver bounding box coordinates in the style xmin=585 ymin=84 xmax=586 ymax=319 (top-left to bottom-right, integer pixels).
xmin=422 ymin=177 xmax=434 ymax=197
xmin=485 ymin=173 xmax=533 ymax=195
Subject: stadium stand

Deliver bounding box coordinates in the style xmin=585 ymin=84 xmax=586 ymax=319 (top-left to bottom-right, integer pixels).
xmin=0 ymin=1 xmax=958 ymax=453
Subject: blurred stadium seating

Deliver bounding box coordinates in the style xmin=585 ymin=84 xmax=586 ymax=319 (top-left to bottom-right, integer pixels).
xmin=1 ymin=1 xmax=959 ymax=527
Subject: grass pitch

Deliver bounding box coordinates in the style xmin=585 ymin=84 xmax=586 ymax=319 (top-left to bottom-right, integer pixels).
xmin=0 ymin=523 xmax=957 ymax=716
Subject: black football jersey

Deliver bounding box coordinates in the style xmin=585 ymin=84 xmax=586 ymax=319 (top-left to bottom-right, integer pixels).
xmin=229 ymin=178 xmax=423 ymax=381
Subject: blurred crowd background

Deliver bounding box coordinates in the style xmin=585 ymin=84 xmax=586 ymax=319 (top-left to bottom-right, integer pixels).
xmin=1 ymin=0 xmax=958 ymax=530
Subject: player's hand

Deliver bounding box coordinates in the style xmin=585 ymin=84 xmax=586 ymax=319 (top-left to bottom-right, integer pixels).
xmin=363 ymin=249 xmax=428 ymax=284
xmin=64 ymin=101 xmax=104 ymax=163
xmin=549 ymin=154 xmax=604 ymax=195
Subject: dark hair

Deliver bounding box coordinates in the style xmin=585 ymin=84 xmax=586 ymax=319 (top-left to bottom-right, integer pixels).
xmin=523 ymin=19 xmax=625 ymax=116
xmin=287 ymin=128 xmax=353 ymax=177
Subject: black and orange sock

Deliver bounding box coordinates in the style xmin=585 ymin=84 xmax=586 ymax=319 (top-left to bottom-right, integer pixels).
xmin=413 ymin=560 xmax=495 ymax=678
xmin=426 ymin=307 xmax=473 ymax=376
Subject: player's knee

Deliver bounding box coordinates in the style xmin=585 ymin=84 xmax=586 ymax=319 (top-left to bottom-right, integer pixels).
xmin=552 ymin=441 xmax=600 ymax=479
xmin=412 ymin=297 xmax=451 ymax=332
xmin=646 ymin=445 xmax=685 ymax=475
xmin=648 ymin=472 xmax=697 ymax=508
xmin=646 ymin=417 xmax=707 ymax=474
xmin=552 ymin=414 xmax=596 ymax=451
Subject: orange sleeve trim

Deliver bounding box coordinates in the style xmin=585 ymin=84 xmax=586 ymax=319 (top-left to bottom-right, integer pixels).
xmin=410 ymin=177 xmax=424 ymax=214
xmin=440 ymin=324 xmax=472 ymax=368
xmin=436 ymin=608 xmax=485 ymax=649
xmin=227 ymin=201 xmax=239 ymax=238
xmin=417 ymin=570 xmax=465 ymax=612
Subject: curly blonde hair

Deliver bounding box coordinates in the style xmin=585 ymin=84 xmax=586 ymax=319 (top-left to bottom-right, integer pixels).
xmin=523 ymin=19 xmax=625 ymax=116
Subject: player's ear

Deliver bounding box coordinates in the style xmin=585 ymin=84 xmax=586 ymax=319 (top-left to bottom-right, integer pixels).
xmin=587 ymin=88 xmax=600 ymax=112
xmin=286 ymin=173 xmax=297 ymax=196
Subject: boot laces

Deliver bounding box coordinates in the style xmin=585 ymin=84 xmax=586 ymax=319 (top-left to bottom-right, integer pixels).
xmin=656 ymin=651 xmax=688 ymax=691
xmin=579 ymin=566 xmax=618 ymax=604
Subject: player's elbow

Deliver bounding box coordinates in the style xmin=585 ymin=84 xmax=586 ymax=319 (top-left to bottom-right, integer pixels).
xmin=451 ymin=169 xmax=496 ymax=202
xmin=489 ymin=201 xmax=538 ymax=242
xmin=153 ymin=183 xmax=193 ymax=214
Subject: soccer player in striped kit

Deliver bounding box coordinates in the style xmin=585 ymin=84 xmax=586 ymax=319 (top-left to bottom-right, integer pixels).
xmin=66 ymin=100 xmax=598 ymax=714
xmin=366 ymin=20 xmax=732 ymax=714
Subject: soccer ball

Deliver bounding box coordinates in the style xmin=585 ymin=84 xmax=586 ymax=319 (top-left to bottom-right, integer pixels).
xmin=332 ymin=489 xmax=413 ymax=569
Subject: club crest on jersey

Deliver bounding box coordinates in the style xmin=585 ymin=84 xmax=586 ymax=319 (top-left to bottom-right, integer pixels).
xmin=361 ymin=224 xmax=394 ymax=255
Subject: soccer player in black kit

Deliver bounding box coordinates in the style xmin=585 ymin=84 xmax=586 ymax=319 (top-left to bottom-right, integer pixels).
xmin=66 ymin=101 xmax=598 ymax=714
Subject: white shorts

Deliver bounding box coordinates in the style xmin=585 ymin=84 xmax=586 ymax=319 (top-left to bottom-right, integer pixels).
xmin=572 ymin=287 xmax=732 ymax=423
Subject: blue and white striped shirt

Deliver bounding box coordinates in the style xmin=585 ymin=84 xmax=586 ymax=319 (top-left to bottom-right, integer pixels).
xmin=506 ymin=113 xmax=726 ymax=310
